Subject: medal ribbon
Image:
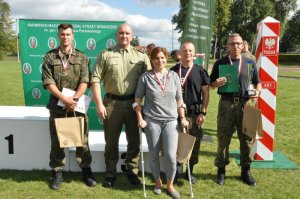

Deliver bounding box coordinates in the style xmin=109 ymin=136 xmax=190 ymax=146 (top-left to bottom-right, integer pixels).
xmin=154 ymin=70 xmax=168 ymax=91
xmin=178 ymin=64 xmax=193 ymax=88
xmin=59 ymin=47 xmax=73 ymax=70
xmin=228 ymin=55 xmax=242 ymax=75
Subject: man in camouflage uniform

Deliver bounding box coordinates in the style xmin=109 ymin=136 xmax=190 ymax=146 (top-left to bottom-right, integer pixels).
xmin=91 ymin=23 xmax=151 ymax=188
xmin=210 ymin=33 xmax=261 ymax=186
xmin=42 ymin=23 xmax=96 ymax=190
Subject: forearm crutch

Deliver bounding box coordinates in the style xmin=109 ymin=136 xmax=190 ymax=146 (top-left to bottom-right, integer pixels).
xmin=183 ymin=127 xmax=194 ymax=198
xmin=139 ymin=127 xmax=147 ymax=198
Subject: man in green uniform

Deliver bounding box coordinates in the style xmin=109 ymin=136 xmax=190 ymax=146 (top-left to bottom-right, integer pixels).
xmin=42 ymin=23 xmax=97 ymax=190
xmin=91 ymin=23 xmax=151 ymax=188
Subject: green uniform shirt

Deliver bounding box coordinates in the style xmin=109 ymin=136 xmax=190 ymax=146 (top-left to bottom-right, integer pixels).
xmin=42 ymin=47 xmax=90 ymax=113
xmin=91 ymin=45 xmax=151 ymax=96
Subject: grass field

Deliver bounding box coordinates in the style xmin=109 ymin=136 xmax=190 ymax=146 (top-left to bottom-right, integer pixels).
xmin=0 ymin=60 xmax=299 ymax=199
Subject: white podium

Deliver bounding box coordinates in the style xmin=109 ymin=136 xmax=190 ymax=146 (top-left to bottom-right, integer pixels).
xmin=0 ymin=106 xmax=154 ymax=173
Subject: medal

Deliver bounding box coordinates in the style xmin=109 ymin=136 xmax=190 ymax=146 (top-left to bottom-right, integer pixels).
xmin=154 ymin=70 xmax=168 ymax=97
xmin=59 ymin=47 xmax=72 ymax=76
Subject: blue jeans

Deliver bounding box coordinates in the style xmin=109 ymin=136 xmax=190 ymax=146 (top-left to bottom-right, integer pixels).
xmin=144 ymin=117 xmax=178 ymax=181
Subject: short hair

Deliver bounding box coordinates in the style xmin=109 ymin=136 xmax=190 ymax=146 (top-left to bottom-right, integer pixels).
xmin=147 ymin=43 xmax=156 ymax=49
xmin=58 ymin=23 xmax=73 ymax=31
xmin=170 ymin=50 xmax=179 ymax=57
xmin=227 ymin=33 xmax=243 ymax=44
xmin=150 ymin=47 xmax=168 ymax=61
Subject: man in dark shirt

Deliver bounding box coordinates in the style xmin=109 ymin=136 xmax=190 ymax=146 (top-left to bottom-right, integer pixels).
xmin=210 ymin=33 xmax=261 ymax=186
xmin=170 ymin=41 xmax=209 ymax=184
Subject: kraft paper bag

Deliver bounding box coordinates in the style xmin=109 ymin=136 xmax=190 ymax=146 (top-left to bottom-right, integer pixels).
xmin=54 ymin=116 xmax=84 ymax=148
xmin=176 ymin=129 xmax=196 ymax=164
xmin=242 ymin=104 xmax=263 ymax=140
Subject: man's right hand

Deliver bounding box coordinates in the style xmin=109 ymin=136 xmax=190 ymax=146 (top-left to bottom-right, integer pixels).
xmin=97 ymin=103 xmax=107 ymax=120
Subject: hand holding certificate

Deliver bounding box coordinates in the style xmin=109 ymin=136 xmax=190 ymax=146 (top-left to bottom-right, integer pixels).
xmin=219 ymin=64 xmax=240 ymax=93
xmin=58 ymin=88 xmax=91 ymax=114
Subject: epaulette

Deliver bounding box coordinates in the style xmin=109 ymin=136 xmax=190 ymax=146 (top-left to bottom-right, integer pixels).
xmin=134 ymin=47 xmax=146 ymax=54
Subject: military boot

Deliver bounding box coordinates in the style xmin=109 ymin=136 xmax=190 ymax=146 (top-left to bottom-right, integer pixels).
xmin=82 ymin=167 xmax=97 ymax=187
xmin=217 ymin=167 xmax=225 ymax=185
xmin=51 ymin=170 xmax=63 ymax=190
xmin=240 ymin=166 xmax=256 ymax=186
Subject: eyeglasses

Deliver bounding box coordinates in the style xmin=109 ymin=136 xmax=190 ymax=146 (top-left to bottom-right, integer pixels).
xmin=228 ymin=42 xmax=243 ymax=46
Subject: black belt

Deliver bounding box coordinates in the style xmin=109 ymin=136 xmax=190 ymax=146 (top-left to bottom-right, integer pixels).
xmin=221 ymin=96 xmax=249 ymax=104
xmin=105 ymin=93 xmax=135 ymax=101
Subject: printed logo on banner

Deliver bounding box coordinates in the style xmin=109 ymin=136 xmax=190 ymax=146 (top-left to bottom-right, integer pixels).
xmin=32 ymin=88 xmax=41 ymax=99
xmin=72 ymin=39 xmax=77 ymax=48
xmin=48 ymin=37 xmax=57 ymax=49
xmin=28 ymin=36 xmax=38 ymax=48
xmin=23 ymin=63 xmax=32 ymax=74
xmin=39 ymin=64 xmax=43 ymax=74
xmin=262 ymin=36 xmax=277 ymax=56
xmin=87 ymin=38 xmax=96 ymax=50
xmin=106 ymin=39 xmax=116 ymax=48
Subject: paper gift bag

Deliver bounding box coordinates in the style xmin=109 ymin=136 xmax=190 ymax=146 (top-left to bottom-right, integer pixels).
xmin=176 ymin=129 xmax=196 ymax=164
xmin=54 ymin=115 xmax=84 ymax=148
xmin=242 ymin=104 xmax=263 ymax=140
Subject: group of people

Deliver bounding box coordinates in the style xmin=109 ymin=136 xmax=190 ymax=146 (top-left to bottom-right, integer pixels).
xmin=42 ymin=23 xmax=261 ymax=199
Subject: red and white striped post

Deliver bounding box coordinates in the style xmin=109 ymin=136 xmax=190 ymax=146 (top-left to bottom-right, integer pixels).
xmin=252 ymin=16 xmax=280 ymax=160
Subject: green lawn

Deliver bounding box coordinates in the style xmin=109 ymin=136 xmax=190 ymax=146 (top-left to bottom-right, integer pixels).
xmin=0 ymin=60 xmax=299 ymax=199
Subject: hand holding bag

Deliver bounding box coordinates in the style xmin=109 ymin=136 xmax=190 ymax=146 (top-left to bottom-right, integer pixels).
xmin=54 ymin=112 xmax=84 ymax=148
xmin=242 ymin=103 xmax=263 ymax=141
xmin=176 ymin=127 xmax=196 ymax=164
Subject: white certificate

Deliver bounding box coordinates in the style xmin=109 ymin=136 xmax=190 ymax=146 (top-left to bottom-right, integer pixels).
xmin=57 ymin=88 xmax=91 ymax=114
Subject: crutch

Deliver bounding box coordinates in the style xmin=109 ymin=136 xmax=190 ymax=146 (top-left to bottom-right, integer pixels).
xmin=139 ymin=127 xmax=147 ymax=198
xmin=183 ymin=127 xmax=194 ymax=198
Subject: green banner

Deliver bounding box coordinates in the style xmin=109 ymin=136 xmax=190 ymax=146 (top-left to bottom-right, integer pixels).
xmin=19 ymin=19 xmax=124 ymax=130
xmin=181 ymin=0 xmax=215 ymax=68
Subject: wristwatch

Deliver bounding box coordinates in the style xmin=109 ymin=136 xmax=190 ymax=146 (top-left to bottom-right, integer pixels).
xmin=199 ymin=111 xmax=206 ymax=116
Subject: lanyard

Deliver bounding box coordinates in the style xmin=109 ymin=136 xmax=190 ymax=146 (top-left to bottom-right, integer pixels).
xmin=154 ymin=70 xmax=168 ymax=91
xmin=178 ymin=64 xmax=193 ymax=88
xmin=59 ymin=48 xmax=72 ymax=70
xmin=228 ymin=55 xmax=242 ymax=75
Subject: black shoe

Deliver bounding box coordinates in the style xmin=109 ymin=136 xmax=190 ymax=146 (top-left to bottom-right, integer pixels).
xmin=51 ymin=170 xmax=63 ymax=190
xmin=82 ymin=167 xmax=97 ymax=187
xmin=102 ymin=177 xmax=116 ymax=188
xmin=217 ymin=167 xmax=225 ymax=185
xmin=241 ymin=169 xmax=257 ymax=186
xmin=83 ymin=177 xmax=97 ymax=187
xmin=126 ymin=171 xmax=141 ymax=186
xmin=185 ymin=171 xmax=197 ymax=184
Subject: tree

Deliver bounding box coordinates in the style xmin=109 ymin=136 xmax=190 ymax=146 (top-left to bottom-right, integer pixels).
xmin=171 ymin=0 xmax=188 ymax=34
xmin=229 ymin=0 xmax=275 ymax=47
xmin=213 ymin=0 xmax=232 ymax=59
xmin=0 ymin=0 xmax=16 ymax=60
xmin=280 ymin=10 xmax=300 ymax=53
xmin=274 ymin=0 xmax=297 ymax=33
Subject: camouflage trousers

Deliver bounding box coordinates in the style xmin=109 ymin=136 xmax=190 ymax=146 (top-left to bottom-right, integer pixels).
xmin=214 ymin=98 xmax=254 ymax=168
xmin=179 ymin=114 xmax=204 ymax=166
xmin=49 ymin=111 xmax=92 ymax=171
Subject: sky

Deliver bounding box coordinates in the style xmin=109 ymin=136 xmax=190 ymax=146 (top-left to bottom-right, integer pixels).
xmin=6 ymin=0 xmax=182 ymax=51
xmin=6 ymin=0 xmax=300 ymax=51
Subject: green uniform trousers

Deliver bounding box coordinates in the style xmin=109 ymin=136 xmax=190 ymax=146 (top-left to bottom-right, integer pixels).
xmin=103 ymin=97 xmax=140 ymax=177
xmin=214 ymin=99 xmax=254 ymax=168
xmin=49 ymin=111 xmax=92 ymax=171
xmin=185 ymin=114 xmax=203 ymax=166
